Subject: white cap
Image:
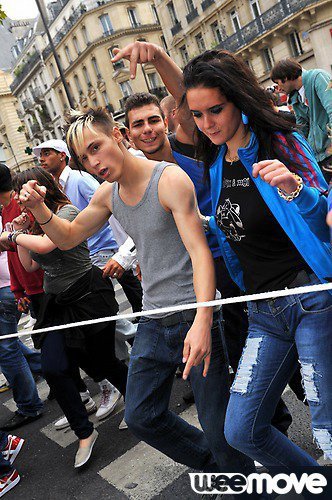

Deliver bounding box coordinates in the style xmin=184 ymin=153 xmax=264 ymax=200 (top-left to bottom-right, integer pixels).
xmin=33 ymin=139 xmax=70 ymax=159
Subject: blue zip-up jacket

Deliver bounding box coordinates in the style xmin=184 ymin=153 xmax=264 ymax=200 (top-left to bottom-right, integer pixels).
xmin=208 ymin=131 xmax=332 ymax=291
xmin=171 ymin=149 xmax=222 ymax=259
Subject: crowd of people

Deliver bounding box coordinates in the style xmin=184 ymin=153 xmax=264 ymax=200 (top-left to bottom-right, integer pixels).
xmin=0 ymin=40 xmax=332 ymax=497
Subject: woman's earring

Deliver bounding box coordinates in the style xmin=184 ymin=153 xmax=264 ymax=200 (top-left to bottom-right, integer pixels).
xmin=241 ymin=112 xmax=249 ymax=125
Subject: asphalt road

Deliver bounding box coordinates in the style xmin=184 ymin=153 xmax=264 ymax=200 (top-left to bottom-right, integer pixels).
xmin=0 ymin=284 xmax=330 ymax=499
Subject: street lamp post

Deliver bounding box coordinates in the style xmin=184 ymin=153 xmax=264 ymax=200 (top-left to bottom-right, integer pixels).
xmin=35 ymin=0 xmax=75 ymax=108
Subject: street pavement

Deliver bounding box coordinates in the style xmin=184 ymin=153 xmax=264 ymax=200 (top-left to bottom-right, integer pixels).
xmin=0 ymin=282 xmax=329 ymax=499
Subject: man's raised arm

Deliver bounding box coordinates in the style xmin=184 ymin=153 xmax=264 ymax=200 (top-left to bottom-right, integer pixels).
xmin=19 ymin=180 xmax=112 ymax=250
xmin=111 ymin=41 xmax=195 ymax=142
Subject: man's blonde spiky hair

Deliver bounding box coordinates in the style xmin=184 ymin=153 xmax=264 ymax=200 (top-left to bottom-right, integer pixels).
xmin=65 ymin=108 xmax=115 ymax=168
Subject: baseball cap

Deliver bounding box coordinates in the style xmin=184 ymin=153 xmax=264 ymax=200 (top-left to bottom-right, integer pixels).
xmin=33 ymin=139 xmax=70 ymax=159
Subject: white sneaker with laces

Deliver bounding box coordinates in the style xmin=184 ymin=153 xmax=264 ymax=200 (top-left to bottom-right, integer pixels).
xmin=24 ymin=317 xmax=37 ymax=329
xmin=96 ymin=381 xmax=121 ymax=420
xmin=54 ymin=391 xmax=96 ymax=430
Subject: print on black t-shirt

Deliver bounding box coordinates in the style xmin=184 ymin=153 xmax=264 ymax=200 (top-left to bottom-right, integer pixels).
xmin=216 ymin=158 xmax=308 ymax=293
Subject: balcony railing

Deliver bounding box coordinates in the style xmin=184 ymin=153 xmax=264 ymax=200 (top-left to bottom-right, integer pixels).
xmin=22 ymin=98 xmax=33 ymax=111
xmin=217 ymin=0 xmax=317 ymax=53
xmin=10 ymin=52 xmax=42 ymax=92
xmin=101 ymin=29 xmax=115 ymax=37
xmin=171 ymin=21 xmax=182 ymax=36
xmin=31 ymin=86 xmax=43 ymax=102
xmin=201 ymin=0 xmax=214 ymax=11
xmin=186 ymin=8 xmax=198 ymax=25
xmin=30 ymin=123 xmax=40 ymax=134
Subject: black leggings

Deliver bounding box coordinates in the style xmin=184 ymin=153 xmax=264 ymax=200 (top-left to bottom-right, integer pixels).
xmin=41 ymin=325 xmax=128 ymax=439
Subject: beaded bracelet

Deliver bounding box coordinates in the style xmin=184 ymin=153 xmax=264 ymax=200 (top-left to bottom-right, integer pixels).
xmin=8 ymin=229 xmax=28 ymax=244
xmin=277 ymin=173 xmax=304 ymax=202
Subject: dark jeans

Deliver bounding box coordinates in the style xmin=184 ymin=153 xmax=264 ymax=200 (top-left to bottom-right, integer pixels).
xmin=41 ymin=325 xmax=128 ymax=439
xmin=0 ymin=287 xmax=43 ymax=417
xmin=125 ymin=311 xmax=254 ymax=474
xmin=90 ymin=250 xmax=143 ymax=313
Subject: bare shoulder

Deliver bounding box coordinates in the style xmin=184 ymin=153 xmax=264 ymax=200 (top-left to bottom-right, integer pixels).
xmin=90 ymin=180 xmax=114 ymax=211
xmin=159 ymin=165 xmax=195 ymax=210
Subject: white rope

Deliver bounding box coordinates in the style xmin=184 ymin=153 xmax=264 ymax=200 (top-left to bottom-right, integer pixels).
xmin=1 ymin=281 xmax=331 ymax=341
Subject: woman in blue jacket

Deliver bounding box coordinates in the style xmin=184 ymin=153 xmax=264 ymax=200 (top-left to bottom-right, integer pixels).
xmin=182 ymin=50 xmax=332 ymax=467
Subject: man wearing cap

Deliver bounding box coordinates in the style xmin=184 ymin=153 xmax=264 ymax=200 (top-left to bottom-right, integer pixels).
xmin=34 ymin=139 xmax=142 ymax=423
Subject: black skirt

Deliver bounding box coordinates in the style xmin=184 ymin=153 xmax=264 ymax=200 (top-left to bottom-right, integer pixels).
xmin=33 ymin=266 xmax=118 ymax=350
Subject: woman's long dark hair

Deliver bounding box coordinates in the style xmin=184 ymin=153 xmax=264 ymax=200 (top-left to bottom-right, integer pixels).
xmin=183 ymin=50 xmax=304 ymax=179
xmin=12 ymin=167 xmax=70 ymax=234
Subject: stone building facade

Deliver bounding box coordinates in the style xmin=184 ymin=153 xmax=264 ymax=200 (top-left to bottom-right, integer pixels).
xmin=155 ymin=0 xmax=332 ymax=84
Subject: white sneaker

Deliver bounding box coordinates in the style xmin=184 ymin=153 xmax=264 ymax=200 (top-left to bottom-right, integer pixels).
xmin=24 ymin=317 xmax=37 ymax=329
xmin=96 ymin=381 xmax=121 ymax=420
xmin=55 ymin=391 xmax=96 ymax=430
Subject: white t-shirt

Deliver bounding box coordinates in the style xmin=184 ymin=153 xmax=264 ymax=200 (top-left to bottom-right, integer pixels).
xmin=0 ymin=217 xmax=11 ymax=289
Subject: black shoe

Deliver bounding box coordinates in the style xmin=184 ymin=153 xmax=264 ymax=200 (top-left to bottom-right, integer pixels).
xmin=0 ymin=411 xmax=42 ymax=431
xmin=183 ymin=389 xmax=195 ymax=404
xmin=47 ymin=387 xmax=56 ymax=400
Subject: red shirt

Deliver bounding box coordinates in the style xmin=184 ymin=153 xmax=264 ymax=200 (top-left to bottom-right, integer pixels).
xmin=2 ymin=197 xmax=44 ymax=299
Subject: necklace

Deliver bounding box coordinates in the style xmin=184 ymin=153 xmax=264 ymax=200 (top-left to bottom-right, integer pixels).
xmin=225 ymin=153 xmax=239 ymax=164
xmin=226 ymin=131 xmax=251 ymax=165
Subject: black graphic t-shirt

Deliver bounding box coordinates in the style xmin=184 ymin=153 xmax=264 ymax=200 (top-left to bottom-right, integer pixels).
xmin=216 ymin=158 xmax=308 ymax=293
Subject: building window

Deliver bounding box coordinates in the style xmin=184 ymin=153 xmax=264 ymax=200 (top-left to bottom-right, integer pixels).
xmin=50 ymin=63 xmax=57 ymax=79
xmin=128 ymin=8 xmax=140 ymax=28
xmin=185 ymin=0 xmax=195 ymax=12
xmin=74 ymin=74 xmax=83 ymax=94
xmin=151 ymin=4 xmax=159 ymax=23
xmin=195 ymin=33 xmax=206 ymax=53
xmin=167 ymin=2 xmax=178 ymax=25
xmin=262 ymin=47 xmax=274 ymax=72
xmin=64 ymin=45 xmax=72 ymax=64
xmin=230 ymin=10 xmax=241 ymax=32
xmin=245 ymin=59 xmax=253 ymax=71
xmin=109 ymin=46 xmax=125 ymax=69
xmin=102 ymin=90 xmax=109 ymax=105
xmin=288 ymin=31 xmax=303 ymax=57
xmin=249 ymin=0 xmax=261 ymax=18
xmin=148 ymin=72 xmax=159 ymax=89
xmin=211 ymin=21 xmax=221 ymax=44
xmin=82 ymin=66 xmax=91 ymax=86
xmin=82 ymin=26 xmax=89 ymax=45
xmin=179 ymin=45 xmax=189 ymax=65
xmin=40 ymin=72 xmax=47 ymax=89
xmin=48 ymin=98 xmax=56 ymax=117
xmin=160 ymin=35 xmax=168 ymax=52
xmin=119 ymin=80 xmax=133 ymax=97
xmin=73 ymin=36 xmax=81 ymax=55
xmin=91 ymin=57 xmax=101 ymax=78
xmin=99 ymin=14 xmax=113 ymax=35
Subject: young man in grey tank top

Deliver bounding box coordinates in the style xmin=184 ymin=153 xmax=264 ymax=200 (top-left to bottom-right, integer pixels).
xmin=18 ymin=109 xmax=254 ymax=477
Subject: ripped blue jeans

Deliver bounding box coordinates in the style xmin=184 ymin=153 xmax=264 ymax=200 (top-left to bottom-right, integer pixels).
xmin=224 ymin=279 xmax=332 ymax=468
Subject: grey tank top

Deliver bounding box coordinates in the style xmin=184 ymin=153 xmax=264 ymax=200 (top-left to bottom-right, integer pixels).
xmin=112 ymin=162 xmax=196 ymax=317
